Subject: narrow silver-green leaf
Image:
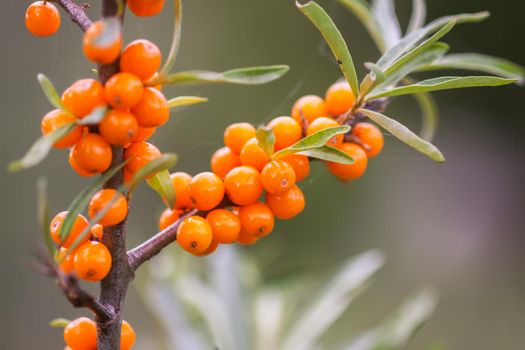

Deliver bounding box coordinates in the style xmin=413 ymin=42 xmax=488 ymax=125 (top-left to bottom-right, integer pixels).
xmin=8 ymin=123 xmax=76 ymax=172
xmin=413 ymin=91 xmax=439 ymax=141
xmin=93 ymin=17 xmax=120 ymax=48
xmin=77 ymin=105 xmax=108 ymax=125
xmin=37 ymin=178 xmax=56 ymax=255
xmin=37 ymin=74 xmax=70 ymax=113
xmin=127 ymin=153 xmax=178 ymax=189
xmin=167 ymin=96 xmax=208 ymax=109
xmin=407 ymin=0 xmax=426 ymax=34
xmin=49 ymin=318 xmax=70 ymax=328
xmin=256 ymin=126 xmax=276 ymax=158
xmin=296 ymin=1 xmax=360 ymax=97
xmin=371 ymin=0 xmax=401 ymax=49
xmin=298 ymin=146 xmax=354 ymax=164
xmin=159 ymin=0 xmax=182 ymax=77
xmin=146 ymin=169 xmax=176 ymax=209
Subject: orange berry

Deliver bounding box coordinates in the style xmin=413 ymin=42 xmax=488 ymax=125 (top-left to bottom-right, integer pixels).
xmin=240 ymin=137 xmax=269 ymax=171
xmin=224 ymin=122 xmax=256 ymax=154
xmin=58 ymin=247 xmax=75 ymax=274
xmin=104 ymin=73 xmax=144 ymax=109
xmin=176 ymin=216 xmax=213 ymax=254
xmin=41 ymin=109 xmax=83 ymax=148
xmin=306 ymin=117 xmax=343 ymax=147
xmin=224 ymin=165 xmax=263 ymax=205
xmin=325 ymin=81 xmax=356 ymax=116
xmin=291 ymin=95 xmax=327 ymax=124
xmin=236 ymin=228 xmax=259 ymax=245
xmin=71 ymin=133 xmax=112 ymax=174
xmin=128 ymin=0 xmax=165 ymax=17
xmin=188 ymin=172 xmax=225 ymax=211
xmin=124 ymin=142 xmax=161 ymax=175
xmin=206 ymin=209 xmax=241 ymax=243
xmin=62 ymin=79 xmax=105 ymax=118
xmin=121 ymin=320 xmax=136 ymax=350
xmin=238 ymin=202 xmax=275 ymax=238
xmin=267 ymin=116 xmax=302 ymax=150
xmin=91 ymin=224 xmax=104 ymax=241
xmin=83 ymin=20 xmax=122 ymax=64
xmin=261 ymin=160 xmax=296 ymax=194
xmin=25 ymin=1 xmax=60 ymax=37
xmin=266 ymin=185 xmax=305 ymax=220
xmin=124 ymin=167 xmax=134 ymax=186
xmin=120 ymin=39 xmax=162 ymax=81
xmin=50 ymin=211 xmax=90 ymax=248
xmin=131 ymin=87 xmax=169 ymax=127
xmin=64 ymin=317 xmax=97 ymax=350
xmin=131 ymin=126 xmax=156 ymax=143
xmin=88 ymin=189 xmax=128 ymax=226
xmin=211 ymin=146 xmax=241 ymax=178
xmin=282 ymin=154 xmax=309 ymax=182
xmin=327 ymin=142 xmax=368 ymax=181
xmin=351 ymin=122 xmax=384 ymax=157
xmin=99 ymin=110 xmax=139 ymax=145
xmin=68 ymin=148 xmax=95 ymax=177
xmin=159 ymin=208 xmax=183 ymax=231
xmin=170 ymin=172 xmax=193 ymax=209
xmin=74 ymin=241 xmax=112 ymax=282
xmin=196 ymin=240 xmax=219 ymax=256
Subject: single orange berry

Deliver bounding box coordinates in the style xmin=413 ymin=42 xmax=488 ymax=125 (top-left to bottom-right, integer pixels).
xmin=88 ymin=189 xmax=128 ymax=226
xmin=206 ymin=209 xmax=241 ymax=243
xmin=159 ymin=208 xmax=183 ymax=231
xmin=170 ymin=172 xmax=193 ymax=209
xmin=131 ymin=126 xmax=156 ymax=143
xmin=104 ymin=72 xmax=144 ymax=109
xmin=99 ymin=110 xmax=139 ymax=145
xmin=41 ymin=109 xmax=83 ymax=148
xmin=121 ymin=320 xmax=136 ymax=350
xmin=281 ymin=154 xmax=309 ymax=182
xmin=50 ymin=211 xmax=90 ymax=248
xmin=25 ymin=1 xmax=60 ymax=37
xmin=236 ymin=228 xmax=259 ymax=245
xmin=261 ymin=160 xmax=296 ymax=194
xmin=64 ymin=317 xmax=97 ymax=350
xmin=128 ymin=0 xmax=165 ymax=17
xmin=239 ymin=137 xmax=269 ymax=171
xmin=195 ymin=240 xmax=219 ymax=256
xmin=306 ymin=117 xmax=343 ymax=147
xmin=224 ymin=165 xmax=263 ymax=205
xmin=120 ymin=39 xmax=162 ymax=81
xmin=131 ymin=87 xmax=169 ymax=127
xmin=267 ymin=116 xmax=302 ymax=150
xmin=71 ymin=133 xmax=112 ymax=174
xmin=62 ymin=79 xmax=105 ymax=118
xmin=325 ymin=81 xmax=356 ymax=116
xmin=58 ymin=247 xmax=75 ymax=274
xmin=74 ymin=241 xmax=112 ymax=282
xmin=124 ymin=142 xmax=161 ymax=175
xmin=91 ymin=224 xmax=104 ymax=241
xmin=68 ymin=148 xmax=95 ymax=177
xmin=291 ymin=95 xmax=327 ymax=124
xmin=188 ymin=172 xmax=225 ymax=210
xmin=83 ymin=20 xmax=122 ymax=64
xmin=211 ymin=146 xmax=241 ymax=178
xmin=327 ymin=142 xmax=368 ymax=181
xmin=224 ymin=122 xmax=256 ymax=154
xmin=266 ymin=185 xmax=305 ymax=220
xmin=351 ymin=122 xmax=384 ymax=157
xmin=238 ymin=202 xmax=275 ymax=238
xmin=176 ymin=216 xmax=213 ymax=254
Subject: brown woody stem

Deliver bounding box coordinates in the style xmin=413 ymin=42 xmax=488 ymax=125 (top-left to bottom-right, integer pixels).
xmin=54 ymin=0 xmax=93 ymax=31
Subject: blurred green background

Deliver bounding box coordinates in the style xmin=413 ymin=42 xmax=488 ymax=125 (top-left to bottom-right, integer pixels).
xmin=2 ymin=0 xmax=524 ymax=349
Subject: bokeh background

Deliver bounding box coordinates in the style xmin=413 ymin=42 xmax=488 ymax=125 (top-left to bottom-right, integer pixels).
xmin=2 ymin=0 xmax=524 ymax=349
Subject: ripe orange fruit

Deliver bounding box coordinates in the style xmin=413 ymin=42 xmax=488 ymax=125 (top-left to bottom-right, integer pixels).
xmin=238 ymin=202 xmax=275 ymax=238
xmin=306 ymin=117 xmax=343 ymax=147
xmin=325 ymin=81 xmax=356 ymax=116
xmin=291 ymin=95 xmax=327 ymax=124
xmin=327 ymin=143 xmax=368 ymax=181
xmin=128 ymin=0 xmax=165 ymax=17
xmin=236 ymin=228 xmax=259 ymax=245
xmin=267 ymin=116 xmax=302 ymax=150
xmin=71 ymin=133 xmax=112 ymax=174
xmin=88 ymin=189 xmax=128 ymax=226
xmin=25 ymin=1 xmax=60 ymax=37
xmin=41 ymin=109 xmax=83 ymax=148
xmin=131 ymin=87 xmax=169 ymax=127
xmin=131 ymin=126 xmax=156 ymax=143
xmin=176 ymin=216 xmax=213 ymax=254
xmin=239 ymin=137 xmax=269 ymax=171
xmin=104 ymin=73 xmax=144 ymax=109
xmin=91 ymin=224 xmax=104 ymax=241
xmin=261 ymin=160 xmax=296 ymax=194
xmin=211 ymin=146 xmax=241 ymax=178
xmin=281 ymin=154 xmax=309 ymax=182
xmin=206 ymin=209 xmax=241 ymax=243
xmin=62 ymin=79 xmax=105 ymax=118
xmin=121 ymin=320 xmax=136 ymax=350
xmin=224 ymin=122 xmax=256 ymax=154
xmin=68 ymin=148 xmax=95 ymax=177
xmin=58 ymin=247 xmax=75 ymax=274
xmin=224 ymin=165 xmax=263 ymax=205
xmin=99 ymin=110 xmax=139 ymax=145
xmin=83 ymin=20 xmax=122 ymax=64
xmin=124 ymin=142 xmax=161 ymax=175
xmin=188 ymin=172 xmax=225 ymax=210
xmin=50 ymin=211 xmax=90 ymax=248
xmin=74 ymin=241 xmax=112 ymax=281
xmin=159 ymin=208 xmax=183 ymax=231
xmin=266 ymin=185 xmax=305 ymax=220
xmin=351 ymin=122 xmax=384 ymax=157
xmin=195 ymin=240 xmax=219 ymax=256
xmin=120 ymin=39 xmax=162 ymax=81
xmin=170 ymin=172 xmax=193 ymax=209
xmin=64 ymin=317 xmax=97 ymax=350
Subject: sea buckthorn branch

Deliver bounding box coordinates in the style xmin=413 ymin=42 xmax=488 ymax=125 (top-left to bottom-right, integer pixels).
xmin=54 ymin=0 xmax=93 ymax=32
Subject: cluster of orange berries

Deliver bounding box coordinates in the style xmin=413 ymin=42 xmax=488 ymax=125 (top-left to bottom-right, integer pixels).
xmin=63 ymin=317 xmax=135 ymax=350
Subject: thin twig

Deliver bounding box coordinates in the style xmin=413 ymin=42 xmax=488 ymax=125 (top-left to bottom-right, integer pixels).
xmin=54 ymin=0 xmax=93 ymax=31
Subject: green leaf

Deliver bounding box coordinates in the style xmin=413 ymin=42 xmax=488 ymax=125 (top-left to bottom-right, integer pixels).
xmin=93 ymin=17 xmax=120 ymax=48
xmin=8 ymin=123 xmax=76 ymax=172
xmin=127 ymin=153 xmax=178 ymax=189
xmin=298 ymin=146 xmax=354 ymax=164
xmin=36 ymin=178 xmax=56 ymax=255
xmin=146 ymin=169 xmax=176 ymax=209
xmin=37 ymin=74 xmax=70 ymax=114
xmin=412 ymin=91 xmax=439 ymax=142
xmin=420 ymin=53 xmax=525 ymax=85
xmin=296 ymin=1 xmax=360 ymax=97
xmin=371 ymin=0 xmax=401 ymax=50
xmin=407 ymin=0 xmax=426 ymax=34
xmin=49 ymin=318 xmax=70 ymax=328
xmin=77 ymin=105 xmax=108 ymax=125
xmin=359 ymin=108 xmax=445 ymax=162
xmin=167 ymin=96 xmax=208 ymax=109
xmin=256 ymin=127 xmax=276 ymax=158
xmin=368 ymin=76 xmax=517 ymax=100
xmin=159 ymin=0 xmax=182 ymax=77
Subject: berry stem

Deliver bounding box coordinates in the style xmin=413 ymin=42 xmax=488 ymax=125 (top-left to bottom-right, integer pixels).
xmin=54 ymin=0 xmax=93 ymax=32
